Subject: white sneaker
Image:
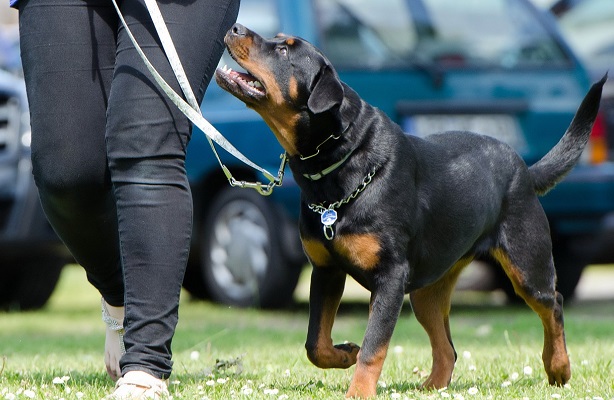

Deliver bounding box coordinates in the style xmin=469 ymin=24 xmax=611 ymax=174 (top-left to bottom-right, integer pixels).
xmin=107 ymin=370 xmax=170 ymax=399
xmin=101 ymin=298 xmax=125 ymax=381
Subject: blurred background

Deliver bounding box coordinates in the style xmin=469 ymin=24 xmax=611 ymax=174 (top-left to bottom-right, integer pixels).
xmin=0 ymin=0 xmax=613 ymax=312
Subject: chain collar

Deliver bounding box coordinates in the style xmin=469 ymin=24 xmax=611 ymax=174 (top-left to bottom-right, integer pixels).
xmin=308 ymin=166 xmax=378 ymax=240
xmin=302 ymin=147 xmax=355 ymax=181
xmin=299 ymin=124 xmax=354 ymax=181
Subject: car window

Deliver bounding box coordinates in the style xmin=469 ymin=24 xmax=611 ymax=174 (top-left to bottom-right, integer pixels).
xmin=313 ymin=0 xmax=417 ymax=68
xmin=558 ymin=0 xmax=614 ymax=71
xmin=314 ymin=0 xmax=571 ymax=69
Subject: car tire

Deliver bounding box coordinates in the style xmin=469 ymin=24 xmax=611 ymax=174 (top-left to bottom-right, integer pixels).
xmin=0 ymin=255 xmax=65 ymax=311
xmin=550 ymin=235 xmax=587 ymax=301
xmin=195 ymin=187 xmax=302 ymax=308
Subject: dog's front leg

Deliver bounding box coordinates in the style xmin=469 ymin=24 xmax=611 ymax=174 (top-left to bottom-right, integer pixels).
xmin=346 ymin=269 xmax=407 ymax=398
xmin=305 ymin=266 xmax=360 ymax=369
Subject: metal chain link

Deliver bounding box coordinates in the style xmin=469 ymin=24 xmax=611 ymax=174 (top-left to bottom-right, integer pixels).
xmin=308 ymin=167 xmax=378 ymax=240
xmin=226 ymin=152 xmax=288 ymax=196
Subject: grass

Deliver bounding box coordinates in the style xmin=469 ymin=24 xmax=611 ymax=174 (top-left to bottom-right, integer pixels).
xmin=1 ymin=265 xmax=613 ymax=399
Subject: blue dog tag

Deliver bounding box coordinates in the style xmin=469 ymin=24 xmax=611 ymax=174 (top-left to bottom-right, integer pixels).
xmin=321 ymin=209 xmax=337 ymax=226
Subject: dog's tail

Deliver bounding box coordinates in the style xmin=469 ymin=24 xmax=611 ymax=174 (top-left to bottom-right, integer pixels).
xmin=529 ymin=74 xmax=607 ymax=195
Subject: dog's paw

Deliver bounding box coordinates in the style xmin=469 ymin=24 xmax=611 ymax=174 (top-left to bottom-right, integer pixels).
xmin=420 ymin=375 xmax=451 ymax=391
xmin=546 ymin=362 xmax=571 ymax=386
xmin=334 ymin=342 xmax=360 ymax=365
xmin=334 ymin=342 xmax=360 ymax=353
xmin=306 ymin=342 xmax=360 ymax=369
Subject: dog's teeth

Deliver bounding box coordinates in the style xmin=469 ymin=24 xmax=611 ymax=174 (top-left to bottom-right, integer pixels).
xmin=248 ymin=81 xmax=255 ymax=87
xmin=254 ymin=81 xmax=263 ymax=88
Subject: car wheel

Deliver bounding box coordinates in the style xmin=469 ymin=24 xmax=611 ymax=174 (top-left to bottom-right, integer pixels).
xmin=197 ymin=187 xmax=302 ymax=308
xmin=0 ymin=255 xmax=65 ymax=311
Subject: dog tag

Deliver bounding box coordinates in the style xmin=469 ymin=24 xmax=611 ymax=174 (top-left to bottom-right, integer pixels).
xmin=321 ymin=209 xmax=337 ymax=226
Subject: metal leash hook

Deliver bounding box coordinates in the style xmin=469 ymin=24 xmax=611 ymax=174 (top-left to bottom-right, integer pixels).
xmin=223 ymin=153 xmax=288 ymax=196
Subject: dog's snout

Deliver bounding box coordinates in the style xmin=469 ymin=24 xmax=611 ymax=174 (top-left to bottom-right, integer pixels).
xmin=230 ymin=23 xmax=247 ymax=37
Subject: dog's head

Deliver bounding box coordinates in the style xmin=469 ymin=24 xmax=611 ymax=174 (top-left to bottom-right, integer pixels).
xmin=215 ymin=24 xmax=345 ymax=156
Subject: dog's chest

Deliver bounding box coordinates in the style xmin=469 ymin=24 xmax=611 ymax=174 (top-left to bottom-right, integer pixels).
xmin=301 ymin=233 xmax=381 ymax=272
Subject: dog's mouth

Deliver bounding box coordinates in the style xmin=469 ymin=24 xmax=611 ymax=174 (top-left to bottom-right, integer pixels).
xmin=215 ymin=64 xmax=266 ymax=102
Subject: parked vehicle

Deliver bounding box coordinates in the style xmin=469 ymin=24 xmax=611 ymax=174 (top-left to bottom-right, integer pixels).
xmin=0 ymin=70 xmax=71 ymax=311
xmin=183 ymin=0 xmax=614 ymax=307
xmin=4 ymin=0 xmax=613 ymax=310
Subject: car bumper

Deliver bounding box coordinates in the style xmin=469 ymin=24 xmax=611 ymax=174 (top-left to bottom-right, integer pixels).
xmin=541 ymin=162 xmax=614 ymax=217
xmin=540 ymin=162 xmax=614 ymax=262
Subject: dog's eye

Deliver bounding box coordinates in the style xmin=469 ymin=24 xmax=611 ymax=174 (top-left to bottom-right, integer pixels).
xmin=277 ymin=46 xmax=288 ymax=57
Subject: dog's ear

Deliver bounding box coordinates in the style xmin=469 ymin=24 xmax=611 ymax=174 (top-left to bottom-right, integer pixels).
xmin=307 ymin=64 xmax=344 ymax=114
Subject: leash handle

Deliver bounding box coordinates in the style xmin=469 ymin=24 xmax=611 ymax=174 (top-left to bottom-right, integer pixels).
xmin=111 ymin=0 xmax=285 ymax=194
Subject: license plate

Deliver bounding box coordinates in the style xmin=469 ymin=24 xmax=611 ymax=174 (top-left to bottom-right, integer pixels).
xmin=402 ymin=114 xmax=526 ymax=151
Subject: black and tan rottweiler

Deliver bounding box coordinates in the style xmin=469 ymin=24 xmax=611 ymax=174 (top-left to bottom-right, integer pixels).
xmin=215 ymin=23 xmax=606 ymax=398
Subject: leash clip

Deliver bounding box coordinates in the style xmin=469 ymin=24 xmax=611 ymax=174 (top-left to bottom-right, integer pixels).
xmin=223 ymin=153 xmax=287 ymax=197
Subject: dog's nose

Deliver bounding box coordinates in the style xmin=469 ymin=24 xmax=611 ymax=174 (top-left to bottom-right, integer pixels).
xmin=230 ymin=23 xmax=247 ymax=37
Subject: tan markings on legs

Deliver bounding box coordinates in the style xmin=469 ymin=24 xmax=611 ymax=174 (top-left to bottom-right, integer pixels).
xmin=538 ymin=300 xmax=571 ymax=386
xmin=490 ymin=248 xmax=570 ymax=385
xmin=410 ymin=257 xmax=472 ymax=389
xmin=302 ymin=238 xmax=332 ymax=267
xmin=306 ymin=269 xmax=359 ymax=369
xmin=345 ymin=344 xmax=389 ymax=398
xmin=490 ymin=248 xmax=527 ymax=292
xmin=309 ymin=308 xmax=360 ymax=370
xmin=334 ymin=234 xmax=380 ymax=270
xmin=345 ymin=283 xmax=404 ymax=398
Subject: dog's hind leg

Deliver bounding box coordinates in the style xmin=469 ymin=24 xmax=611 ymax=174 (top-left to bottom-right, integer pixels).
xmin=490 ymin=201 xmax=570 ymax=386
xmin=410 ymin=257 xmax=472 ymax=389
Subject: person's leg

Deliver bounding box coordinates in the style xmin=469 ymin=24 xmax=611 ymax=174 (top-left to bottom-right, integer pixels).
xmin=18 ymin=0 xmax=124 ymax=303
xmin=106 ymin=0 xmax=240 ymax=379
xmin=19 ymin=0 xmax=126 ymax=381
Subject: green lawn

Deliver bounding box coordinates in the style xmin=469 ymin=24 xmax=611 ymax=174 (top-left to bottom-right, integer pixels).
xmin=1 ymin=265 xmax=613 ymax=399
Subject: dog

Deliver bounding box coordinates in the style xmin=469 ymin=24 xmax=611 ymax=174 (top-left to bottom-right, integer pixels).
xmin=215 ymin=23 xmax=605 ymax=398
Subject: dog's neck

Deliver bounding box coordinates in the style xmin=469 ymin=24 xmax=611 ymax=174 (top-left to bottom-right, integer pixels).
xmin=289 ymin=86 xmax=363 ymax=178
xmin=298 ymin=124 xmax=355 ymax=181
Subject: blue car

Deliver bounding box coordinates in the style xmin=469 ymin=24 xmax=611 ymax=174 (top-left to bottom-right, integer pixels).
xmin=183 ymin=0 xmax=614 ymax=307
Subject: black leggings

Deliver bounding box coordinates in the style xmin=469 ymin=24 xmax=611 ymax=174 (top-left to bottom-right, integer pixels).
xmin=18 ymin=0 xmax=239 ymax=378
